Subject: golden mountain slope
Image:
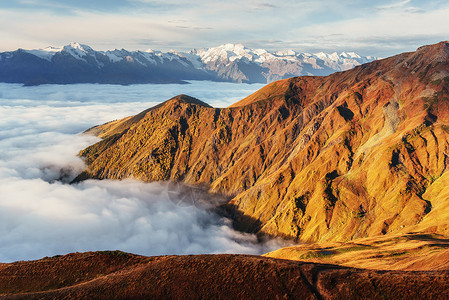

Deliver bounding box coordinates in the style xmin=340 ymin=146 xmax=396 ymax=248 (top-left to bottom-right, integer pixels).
xmin=265 ymin=233 xmax=449 ymax=271
xmin=79 ymin=41 xmax=449 ymax=242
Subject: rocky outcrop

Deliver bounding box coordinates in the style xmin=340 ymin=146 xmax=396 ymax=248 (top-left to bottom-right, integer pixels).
xmin=79 ymin=41 xmax=449 ymax=242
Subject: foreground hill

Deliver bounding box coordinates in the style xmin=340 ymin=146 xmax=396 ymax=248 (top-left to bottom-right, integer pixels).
xmin=79 ymin=41 xmax=449 ymax=242
xmin=0 ymin=42 xmax=376 ymax=85
xmin=1 ymin=251 xmax=449 ymax=299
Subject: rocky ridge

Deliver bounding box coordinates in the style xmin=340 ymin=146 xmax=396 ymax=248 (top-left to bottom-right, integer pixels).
xmin=79 ymin=41 xmax=449 ymax=243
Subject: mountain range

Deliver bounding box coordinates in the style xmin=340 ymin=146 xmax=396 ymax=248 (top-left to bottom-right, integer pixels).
xmin=0 ymin=42 xmax=376 ymax=85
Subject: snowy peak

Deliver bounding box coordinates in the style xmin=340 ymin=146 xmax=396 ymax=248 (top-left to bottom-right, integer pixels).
xmin=24 ymin=46 xmax=62 ymax=61
xmin=65 ymin=42 xmax=92 ymax=52
xmin=209 ymin=43 xmax=248 ymax=55
xmin=275 ymin=49 xmax=296 ymax=56
xmin=340 ymin=51 xmax=361 ymax=59
xmin=195 ymin=43 xmax=255 ymax=63
xmin=23 ymin=42 xmax=95 ymax=62
xmin=62 ymin=42 xmax=96 ymax=61
xmin=43 ymin=46 xmax=63 ymax=52
xmin=194 ymin=44 xmax=273 ymax=65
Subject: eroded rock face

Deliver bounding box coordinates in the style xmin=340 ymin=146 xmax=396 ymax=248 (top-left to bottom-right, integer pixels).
xmin=80 ymin=41 xmax=449 ymax=242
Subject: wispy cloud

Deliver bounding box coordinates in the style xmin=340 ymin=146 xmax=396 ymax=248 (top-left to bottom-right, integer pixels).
xmin=292 ymin=2 xmax=449 ymax=56
xmin=0 ymin=0 xmax=448 ymax=56
xmin=404 ymin=7 xmax=426 ymax=13
xmin=375 ymin=0 xmax=411 ymax=10
xmin=254 ymin=2 xmax=277 ymax=10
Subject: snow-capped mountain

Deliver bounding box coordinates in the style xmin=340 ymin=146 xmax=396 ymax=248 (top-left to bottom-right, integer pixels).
xmin=0 ymin=42 xmax=377 ymax=86
xmin=190 ymin=43 xmax=376 ymax=83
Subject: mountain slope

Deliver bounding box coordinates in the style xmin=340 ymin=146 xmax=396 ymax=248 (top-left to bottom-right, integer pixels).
xmin=1 ymin=252 xmax=449 ymax=299
xmin=265 ymin=233 xmax=449 ymax=271
xmin=0 ymin=42 xmax=376 ymax=85
xmin=79 ymin=41 xmax=449 ymax=242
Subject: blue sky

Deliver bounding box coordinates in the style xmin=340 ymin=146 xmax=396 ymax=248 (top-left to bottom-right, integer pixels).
xmin=1 ymin=0 xmax=448 ymax=56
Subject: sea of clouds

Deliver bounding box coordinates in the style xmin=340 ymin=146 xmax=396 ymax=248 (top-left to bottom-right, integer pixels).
xmin=0 ymin=81 xmax=293 ymax=263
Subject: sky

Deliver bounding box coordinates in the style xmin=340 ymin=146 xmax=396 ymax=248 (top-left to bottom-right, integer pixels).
xmin=0 ymin=0 xmax=448 ymax=57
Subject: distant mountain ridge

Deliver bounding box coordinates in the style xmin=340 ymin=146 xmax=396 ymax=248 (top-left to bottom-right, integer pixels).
xmin=0 ymin=42 xmax=377 ymax=85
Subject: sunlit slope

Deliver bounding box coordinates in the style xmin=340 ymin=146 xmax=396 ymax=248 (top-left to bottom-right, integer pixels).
xmin=80 ymin=41 xmax=449 ymax=242
xmin=265 ymin=233 xmax=449 ymax=271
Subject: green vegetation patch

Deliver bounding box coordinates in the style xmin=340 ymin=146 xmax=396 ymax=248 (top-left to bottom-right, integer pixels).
xmin=299 ymin=250 xmax=336 ymax=259
xmin=335 ymin=245 xmax=372 ymax=254
xmin=99 ymin=250 xmax=130 ymax=257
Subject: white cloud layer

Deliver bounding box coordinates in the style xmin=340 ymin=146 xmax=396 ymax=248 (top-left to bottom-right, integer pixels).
xmin=0 ymin=81 xmax=285 ymax=263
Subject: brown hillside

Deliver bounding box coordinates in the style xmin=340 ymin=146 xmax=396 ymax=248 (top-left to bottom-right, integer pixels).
xmin=1 ymin=252 xmax=449 ymax=299
xmin=79 ymin=41 xmax=449 ymax=242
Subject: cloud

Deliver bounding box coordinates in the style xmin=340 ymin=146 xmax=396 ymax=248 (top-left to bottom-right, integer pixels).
xmin=0 ymin=1 xmax=334 ymax=52
xmin=1 ymin=1 xmax=448 ymax=60
xmin=374 ymin=0 xmax=411 ymax=10
xmin=0 ymin=81 xmax=284 ymax=263
xmin=254 ymin=3 xmax=277 ymax=10
xmin=0 ymin=176 xmax=285 ymax=262
xmin=404 ymin=7 xmax=426 ymax=14
xmin=292 ymin=3 xmax=449 ymax=56
xmin=373 ymin=1 xmax=426 ymax=15
xmin=4 ymin=0 xmax=131 ymax=14
xmin=168 ymin=19 xmax=189 ymax=24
